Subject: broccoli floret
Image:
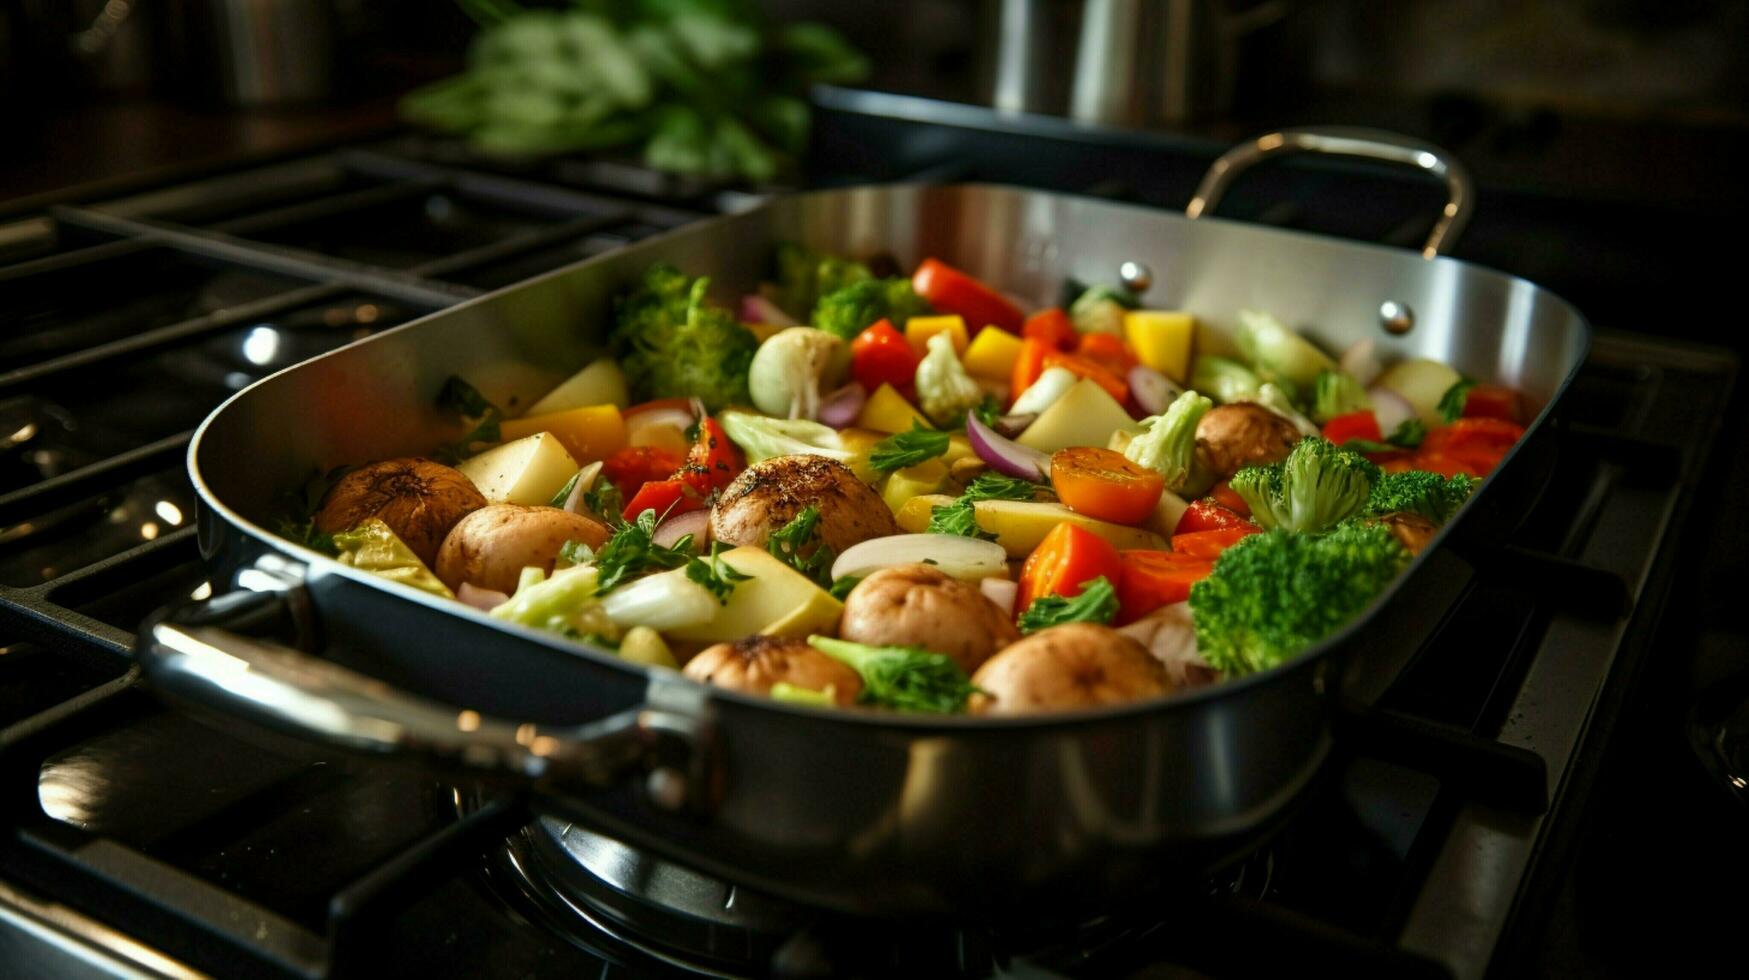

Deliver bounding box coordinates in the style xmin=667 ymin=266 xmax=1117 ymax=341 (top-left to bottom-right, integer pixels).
xmin=1124 ymin=390 xmax=1214 ymax=496
xmin=807 ymin=635 xmax=978 ymax=713
xmin=1230 ymin=437 xmax=1380 ymax=535
xmin=1366 ymin=470 xmax=1478 ymax=525
xmin=1189 ymin=523 xmax=1409 ymax=675
xmin=612 ymin=263 xmax=757 ymax=411
xmin=811 ymin=277 xmax=931 ymax=340
xmin=1069 ymin=284 xmax=1138 ymax=335
xmin=770 ymin=243 xmax=871 ymax=320
xmin=1312 ymin=370 xmax=1372 ymax=424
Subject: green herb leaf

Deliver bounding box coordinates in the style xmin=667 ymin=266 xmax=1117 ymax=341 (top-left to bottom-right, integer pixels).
xmin=1387 ymin=417 xmax=1426 ymax=448
xmin=433 ymin=375 xmax=503 ymax=464
xmin=1017 ymin=576 xmax=1119 ymax=634
xmin=1437 ymin=379 xmax=1476 ymax=423
xmin=593 ymin=510 xmax=693 ymax=594
xmin=869 ymin=422 xmax=950 ymax=474
xmin=558 ymin=539 xmax=596 ymax=568
xmin=925 ymin=498 xmax=996 ymax=540
xmin=959 ymin=472 xmax=1045 ymax=503
xmin=583 ymin=481 xmax=627 ymax=528
xmin=808 ymin=635 xmax=979 ymax=713
xmin=827 ymin=574 xmax=862 ymax=601
xmin=686 ymin=541 xmax=753 ymax=604
xmin=550 ymin=469 xmax=585 ymax=508
xmin=971 ymin=395 xmax=1003 ymax=429
xmin=767 ymin=505 xmax=836 ymax=586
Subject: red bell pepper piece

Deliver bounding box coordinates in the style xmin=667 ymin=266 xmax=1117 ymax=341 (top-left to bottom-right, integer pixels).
xmin=677 ymin=417 xmax=742 ymax=496
xmin=1073 ymin=332 xmax=1138 ymax=375
xmin=1171 ymin=527 xmax=1260 ymax=560
xmin=602 ymin=445 xmax=684 ymax=497
xmin=621 ymin=478 xmax=706 ymax=523
xmin=1041 ymin=350 xmax=1129 ymax=403
xmin=849 ymin=318 xmax=920 ymax=394
xmin=1459 ymin=384 xmax=1522 ymax=423
xmin=1010 ymin=337 xmax=1052 ymax=406
xmin=1115 ymin=550 xmax=1213 ymax=624
xmin=1322 ymin=410 xmax=1383 ymax=446
xmin=1208 ymin=479 xmax=1251 ymax=518
xmin=1022 ymin=308 xmax=1077 ymax=351
xmin=1017 ymin=523 xmax=1124 ymax=614
xmin=1174 ymin=498 xmax=1258 ymax=535
xmin=912 ymin=258 xmax=1024 ymax=334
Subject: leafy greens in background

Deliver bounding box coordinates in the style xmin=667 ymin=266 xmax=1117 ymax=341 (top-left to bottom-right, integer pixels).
xmin=402 ymin=0 xmax=869 ymax=181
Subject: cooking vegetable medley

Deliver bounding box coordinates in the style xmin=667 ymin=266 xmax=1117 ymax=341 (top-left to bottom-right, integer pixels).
xmin=279 ymin=245 xmax=1529 ymax=716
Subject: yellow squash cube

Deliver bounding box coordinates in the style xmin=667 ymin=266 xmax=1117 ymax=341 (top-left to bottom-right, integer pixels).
xmin=961 ymin=327 xmax=1024 ymax=381
xmin=1124 ymin=310 xmax=1196 ymax=383
xmin=498 ymin=403 xmax=627 ymax=464
xmin=856 ymin=383 xmax=933 ymax=434
xmin=904 ymin=315 xmax=968 ymax=356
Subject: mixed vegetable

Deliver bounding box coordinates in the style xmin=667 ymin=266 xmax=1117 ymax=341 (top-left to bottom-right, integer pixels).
xmin=279 ymin=247 xmax=1529 ymax=716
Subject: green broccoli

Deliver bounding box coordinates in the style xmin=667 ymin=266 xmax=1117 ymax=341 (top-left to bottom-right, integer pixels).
xmin=1069 ymin=283 xmax=1139 ymax=335
xmin=1366 ymin=470 xmax=1478 ymax=525
xmin=811 ymin=277 xmax=931 ymax=340
xmin=612 ymin=263 xmax=757 ymax=411
xmin=1189 ymin=523 xmax=1409 ymax=675
xmin=1123 ymin=389 xmax=1215 ymax=496
xmin=770 ymin=242 xmax=871 ymax=320
xmin=807 ymin=635 xmax=979 ymax=713
xmin=1230 ymin=437 xmax=1381 ymax=535
xmin=1312 ymin=370 xmax=1372 ymax=424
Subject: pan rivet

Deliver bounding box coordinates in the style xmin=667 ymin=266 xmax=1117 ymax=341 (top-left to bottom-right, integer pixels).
xmin=647 ymin=767 xmax=687 ymax=811
xmin=1379 ymin=301 xmax=1415 ymax=335
xmin=1118 ymin=261 xmax=1153 ymax=294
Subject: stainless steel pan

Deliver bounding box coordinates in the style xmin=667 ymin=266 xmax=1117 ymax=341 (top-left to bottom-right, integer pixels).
xmin=137 ymin=130 xmax=1591 ymax=920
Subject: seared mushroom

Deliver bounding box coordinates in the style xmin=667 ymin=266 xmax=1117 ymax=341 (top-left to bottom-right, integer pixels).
xmin=1117 ymin=603 xmax=1219 ymax=688
xmin=314 ymin=458 xmax=486 ymax=566
xmin=682 ymin=635 xmax=863 ymax=706
xmin=711 ymin=455 xmax=899 ymax=554
xmin=435 ymin=504 xmax=612 ymax=594
xmin=971 ymin=623 xmax=1171 ymax=716
xmin=1371 ymin=511 xmax=1438 ymax=556
xmin=839 ymin=564 xmax=1018 ymax=674
xmin=1195 ymin=403 xmax=1301 ymax=479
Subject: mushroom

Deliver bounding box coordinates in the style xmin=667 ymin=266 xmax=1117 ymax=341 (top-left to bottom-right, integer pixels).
xmin=838 ymin=564 xmax=1018 ymax=674
xmin=435 ymin=503 xmax=612 ymax=594
xmin=1372 ymin=510 xmax=1438 ymax=556
xmin=711 ymin=455 xmax=899 ymax=555
xmin=313 ymin=458 xmax=486 ymax=567
xmin=1194 ymin=403 xmax=1301 ymax=479
xmin=1117 ymin=603 xmax=1219 ymax=688
xmin=971 ymin=623 xmax=1171 ymax=716
xmin=682 ymin=635 xmax=863 ymax=706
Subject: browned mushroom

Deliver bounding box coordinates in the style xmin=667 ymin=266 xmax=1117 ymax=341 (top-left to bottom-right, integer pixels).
xmin=1194 ymin=403 xmax=1301 ymax=478
xmin=434 ymin=504 xmax=612 ymax=594
xmin=1371 ymin=511 xmax=1439 ymax=556
xmin=970 ymin=623 xmax=1171 ymax=715
xmin=711 ymin=455 xmax=899 ymax=554
xmin=838 ymin=564 xmax=1019 ymax=674
xmin=313 ymin=458 xmax=486 ymax=566
xmin=682 ymin=635 xmax=863 ymax=706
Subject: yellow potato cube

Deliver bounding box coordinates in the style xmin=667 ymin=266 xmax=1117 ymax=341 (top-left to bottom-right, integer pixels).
xmin=498 ymin=404 xmax=626 ymax=464
xmin=904 ymin=314 xmax=968 ymax=356
xmin=1124 ymin=310 xmax=1196 ymax=383
xmin=961 ymin=327 xmax=1024 ymax=380
xmin=856 ymin=383 xmax=933 ymax=434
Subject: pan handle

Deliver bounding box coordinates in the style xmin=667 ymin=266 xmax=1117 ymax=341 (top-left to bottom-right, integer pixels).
xmin=1185 ymin=127 xmax=1474 ymax=258
xmin=137 ymin=585 xmax=714 ymax=814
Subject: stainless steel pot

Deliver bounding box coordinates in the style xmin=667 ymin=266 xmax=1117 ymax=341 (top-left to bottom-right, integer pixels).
xmin=137 ymin=130 xmax=1590 ymax=920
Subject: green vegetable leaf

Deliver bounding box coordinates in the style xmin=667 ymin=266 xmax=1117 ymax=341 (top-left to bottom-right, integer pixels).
xmin=828 ymin=574 xmax=862 ymax=601
xmin=926 ymin=498 xmax=996 ymax=540
xmin=767 ymin=505 xmax=836 ymax=586
xmin=972 ymin=395 xmax=1003 ymax=429
xmin=583 ymin=481 xmax=626 ymax=528
xmin=1438 ymin=379 xmax=1476 ymax=423
xmin=686 ymin=541 xmax=752 ymax=604
xmin=960 ymin=472 xmax=1045 ymax=503
xmin=433 ymin=375 xmax=502 ymax=464
xmin=593 ymin=509 xmax=693 ymax=593
xmin=807 ymin=635 xmax=979 ymax=713
xmin=558 ymin=539 xmax=596 ymax=567
xmin=1387 ymin=418 xmax=1426 ymax=448
xmin=1017 ymin=576 xmax=1119 ymax=634
xmin=869 ymin=422 xmax=950 ymax=474
xmin=550 ymin=469 xmax=586 ymax=508
xmin=771 ymin=681 xmax=838 ymax=706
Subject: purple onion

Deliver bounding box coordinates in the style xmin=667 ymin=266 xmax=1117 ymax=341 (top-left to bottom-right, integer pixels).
xmin=995 ymin=413 xmax=1037 ymax=437
xmin=817 ymin=382 xmax=867 ymax=429
xmin=457 ymin=583 xmax=508 ymax=611
xmin=654 ymin=509 xmax=711 ymax=551
xmin=1127 ymin=364 xmax=1183 ymax=416
xmin=740 ymin=294 xmax=797 ymax=327
xmin=1367 ymin=386 xmax=1414 ymax=435
xmin=965 ymin=412 xmax=1052 ymax=481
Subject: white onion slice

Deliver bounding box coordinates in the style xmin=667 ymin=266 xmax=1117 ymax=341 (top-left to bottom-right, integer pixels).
xmin=831 ymin=534 xmax=1008 ymax=582
xmin=626 ymin=406 xmax=695 ymax=451
xmin=1341 ymin=339 xmax=1383 ymax=387
xmin=559 ymin=460 xmax=604 ymax=514
xmin=1010 ymin=366 xmax=1078 ymax=416
xmin=979 ymin=577 xmax=1018 ymax=616
xmin=457 ymin=583 xmax=509 ymax=611
xmin=599 ymin=571 xmax=718 ymax=631
xmin=1127 ymin=365 xmax=1183 ymax=415
xmin=1368 ymin=385 xmax=1415 ymax=435
xmin=653 ymin=509 xmax=710 ymax=551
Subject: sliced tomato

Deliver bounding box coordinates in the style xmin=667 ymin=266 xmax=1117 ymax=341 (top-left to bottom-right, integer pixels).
xmin=1073 ymin=332 xmax=1138 ymax=375
xmin=1422 ymin=417 xmax=1525 ymax=475
xmin=1010 ymin=337 xmax=1052 ymax=405
xmin=1017 ymin=523 xmax=1124 ymax=614
xmin=1460 ymin=384 xmax=1522 ymax=423
xmin=912 ymin=258 xmax=1024 ymax=334
xmin=677 ymin=417 xmax=742 ymax=496
xmin=601 ymin=445 xmax=684 ymax=497
xmin=1174 ymin=498 xmax=1257 ymax=535
xmin=1049 ymin=447 xmax=1164 ymax=525
xmin=1322 ymin=410 xmax=1382 ymax=446
xmin=1208 ymin=480 xmax=1251 ymax=518
xmin=1115 ymin=550 xmax=1213 ymax=624
xmin=1042 ymin=350 xmax=1129 ymax=403
xmin=1171 ymin=527 xmax=1260 ymax=560
xmin=1023 ymin=307 xmax=1078 ymax=351
xmin=620 ymin=478 xmax=705 ymax=522
xmin=850 ymin=318 xmax=920 ymax=394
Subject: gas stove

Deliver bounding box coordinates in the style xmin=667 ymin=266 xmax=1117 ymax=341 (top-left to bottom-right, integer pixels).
xmin=1 ymin=91 xmax=1739 ymax=979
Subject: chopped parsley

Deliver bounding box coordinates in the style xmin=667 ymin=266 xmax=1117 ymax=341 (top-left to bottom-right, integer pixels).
xmin=686 ymin=541 xmax=752 ymax=604
xmin=582 ymin=481 xmax=626 ymax=528
xmin=433 ymin=375 xmax=502 ymax=464
xmin=767 ymin=505 xmax=836 ymax=586
xmin=1017 ymin=576 xmax=1119 ymax=634
xmin=868 ymin=422 xmax=950 ymax=474
xmin=828 ymin=574 xmax=862 ymax=601
xmin=925 ymin=472 xmax=1045 ymax=541
xmin=593 ymin=510 xmax=693 ymax=594
xmin=1437 ymin=378 xmax=1476 ymax=423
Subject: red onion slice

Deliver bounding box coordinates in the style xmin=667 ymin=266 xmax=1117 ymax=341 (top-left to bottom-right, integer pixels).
xmin=740 ymin=294 xmax=797 ymax=327
xmin=817 ymin=382 xmax=867 ymax=429
xmin=1127 ymin=365 xmax=1183 ymax=416
xmin=995 ymin=413 xmax=1036 ymax=437
xmin=1341 ymin=339 xmax=1383 ymax=387
xmin=1367 ymin=386 xmax=1414 ymax=435
xmin=457 ymin=583 xmax=509 ymax=611
xmin=966 ymin=412 xmax=1052 ymax=481
xmin=653 ymin=509 xmax=711 ymax=551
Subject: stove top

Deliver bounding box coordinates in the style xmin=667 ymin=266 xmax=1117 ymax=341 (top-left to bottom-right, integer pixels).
xmin=1 ymin=96 xmax=1740 ymax=979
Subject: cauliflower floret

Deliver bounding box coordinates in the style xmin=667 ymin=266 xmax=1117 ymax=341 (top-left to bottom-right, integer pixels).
xmin=914 ymin=332 xmax=982 ymax=426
